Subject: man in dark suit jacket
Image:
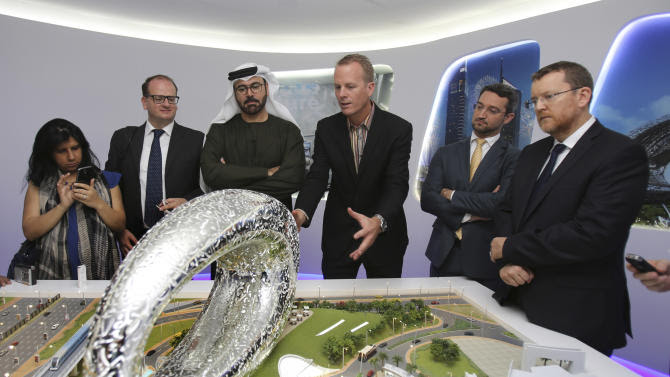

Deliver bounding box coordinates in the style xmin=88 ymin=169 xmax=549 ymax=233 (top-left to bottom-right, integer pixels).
xmin=490 ymin=61 xmax=648 ymax=355
xmin=292 ymin=54 xmax=412 ymax=279
xmin=421 ymin=83 xmax=520 ymax=291
xmin=106 ymin=74 xmax=204 ymax=254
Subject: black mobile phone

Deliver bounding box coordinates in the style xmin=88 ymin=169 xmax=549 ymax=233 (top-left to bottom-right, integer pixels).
xmin=625 ymin=253 xmax=659 ymax=273
xmin=76 ymin=166 xmax=96 ymax=184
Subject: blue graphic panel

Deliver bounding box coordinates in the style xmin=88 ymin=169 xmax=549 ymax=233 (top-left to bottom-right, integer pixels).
xmin=414 ymin=41 xmax=540 ymax=198
xmin=591 ymin=13 xmax=670 ymax=226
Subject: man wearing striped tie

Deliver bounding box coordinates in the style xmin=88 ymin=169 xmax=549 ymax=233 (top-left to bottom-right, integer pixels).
xmin=421 ymin=83 xmax=520 ymax=291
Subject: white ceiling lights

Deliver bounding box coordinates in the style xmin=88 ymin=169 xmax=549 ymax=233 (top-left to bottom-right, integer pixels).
xmin=0 ymin=0 xmax=600 ymax=53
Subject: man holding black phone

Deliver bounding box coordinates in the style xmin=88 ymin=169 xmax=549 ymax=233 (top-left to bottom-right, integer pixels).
xmin=106 ymin=74 xmax=204 ymax=254
xmin=627 ymin=254 xmax=670 ymax=292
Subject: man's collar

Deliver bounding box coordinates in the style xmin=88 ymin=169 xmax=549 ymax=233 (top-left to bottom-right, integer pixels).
xmin=470 ymin=132 xmax=500 ymax=146
xmin=145 ymin=120 xmax=174 ymax=136
xmin=347 ymin=101 xmax=375 ymax=129
xmin=555 ymin=116 xmax=595 ymax=149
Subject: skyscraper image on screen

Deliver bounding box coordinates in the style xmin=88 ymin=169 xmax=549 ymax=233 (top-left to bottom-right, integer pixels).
xmin=415 ymin=40 xmax=540 ymax=198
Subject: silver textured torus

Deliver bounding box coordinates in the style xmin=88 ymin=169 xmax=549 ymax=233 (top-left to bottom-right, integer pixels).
xmin=83 ymin=189 xmax=300 ymax=377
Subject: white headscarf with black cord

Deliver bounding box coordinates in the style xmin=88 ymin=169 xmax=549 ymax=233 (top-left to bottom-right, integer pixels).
xmin=209 ymin=63 xmax=298 ymax=129
xmin=202 ymin=63 xmax=301 ymax=193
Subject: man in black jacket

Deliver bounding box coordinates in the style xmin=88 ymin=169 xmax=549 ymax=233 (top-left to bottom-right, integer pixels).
xmin=422 ymin=83 xmax=520 ymax=291
xmin=490 ymin=61 xmax=648 ymax=355
xmin=293 ymin=54 xmax=412 ymax=279
xmin=106 ymin=74 xmax=204 ymax=254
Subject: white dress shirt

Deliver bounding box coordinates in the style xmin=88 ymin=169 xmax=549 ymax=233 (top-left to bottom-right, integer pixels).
xmin=139 ymin=120 xmax=173 ymax=217
xmin=538 ymin=116 xmax=596 ymax=177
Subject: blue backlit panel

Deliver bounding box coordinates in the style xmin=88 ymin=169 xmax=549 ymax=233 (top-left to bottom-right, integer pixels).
xmin=592 ymin=13 xmax=670 ymax=227
xmin=414 ymin=41 xmax=540 ymax=199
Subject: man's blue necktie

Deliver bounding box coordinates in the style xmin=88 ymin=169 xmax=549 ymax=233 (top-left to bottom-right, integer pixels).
xmin=529 ymin=143 xmax=566 ymax=203
xmin=145 ymin=129 xmax=165 ymax=228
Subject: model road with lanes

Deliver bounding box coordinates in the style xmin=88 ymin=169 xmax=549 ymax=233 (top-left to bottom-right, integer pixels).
xmin=0 ymin=298 xmax=86 ymax=376
xmin=0 ymin=298 xmax=42 ymax=337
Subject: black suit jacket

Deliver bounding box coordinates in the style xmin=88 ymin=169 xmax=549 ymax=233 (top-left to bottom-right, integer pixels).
xmin=295 ymin=107 xmax=412 ymax=278
xmin=105 ymin=122 xmax=204 ymax=238
xmin=494 ymin=120 xmax=648 ymax=353
xmin=421 ymin=138 xmax=519 ymax=278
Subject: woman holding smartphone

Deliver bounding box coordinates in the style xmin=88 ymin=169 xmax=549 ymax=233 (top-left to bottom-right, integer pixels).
xmin=22 ymin=118 xmax=125 ymax=280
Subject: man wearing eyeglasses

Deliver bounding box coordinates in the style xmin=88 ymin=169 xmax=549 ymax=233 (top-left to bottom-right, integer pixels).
xmin=201 ymin=63 xmax=305 ymax=210
xmin=421 ymin=83 xmax=520 ymax=291
xmin=489 ymin=61 xmax=648 ymax=355
xmin=106 ymin=74 xmax=204 ymax=254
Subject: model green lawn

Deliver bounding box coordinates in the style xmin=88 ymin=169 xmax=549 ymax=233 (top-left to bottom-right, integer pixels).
xmin=412 ymin=341 xmax=488 ymax=377
xmin=503 ymin=330 xmax=519 ymax=339
xmin=143 ymin=298 xmax=201 ymax=350
xmin=251 ymin=308 xmax=393 ymax=377
xmin=144 ymin=319 xmax=196 ymax=351
xmin=436 ymin=304 xmax=493 ymax=322
xmin=169 ymin=298 xmax=200 ymax=303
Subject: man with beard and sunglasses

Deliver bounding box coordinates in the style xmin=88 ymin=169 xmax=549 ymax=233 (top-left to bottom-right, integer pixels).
xmin=201 ymin=63 xmax=305 ymax=211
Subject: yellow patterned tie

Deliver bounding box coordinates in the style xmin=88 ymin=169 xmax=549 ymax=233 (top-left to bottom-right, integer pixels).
xmin=469 ymin=138 xmax=486 ymax=181
xmin=456 ymin=138 xmax=486 ymax=240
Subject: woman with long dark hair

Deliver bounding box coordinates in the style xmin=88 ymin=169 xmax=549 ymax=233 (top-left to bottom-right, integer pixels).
xmin=22 ymin=118 xmax=125 ymax=279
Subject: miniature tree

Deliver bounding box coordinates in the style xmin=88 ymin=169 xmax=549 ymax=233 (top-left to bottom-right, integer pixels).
xmin=430 ymin=338 xmax=459 ymax=365
xmin=343 ymin=331 xmax=363 ymax=350
xmin=323 ymin=336 xmax=342 ymax=364
xmin=406 ymin=362 xmax=418 ymax=374
xmin=378 ymin=351 xmax=388 ymax=365
xmin=169 ymin=328 xmax=189 ymax=349
xmin=370 ymin=356 xmax=381 ymax=371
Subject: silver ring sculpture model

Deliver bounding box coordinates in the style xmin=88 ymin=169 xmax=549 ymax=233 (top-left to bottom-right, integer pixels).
xmin=83 ymin=190 xmax=300 ymax=377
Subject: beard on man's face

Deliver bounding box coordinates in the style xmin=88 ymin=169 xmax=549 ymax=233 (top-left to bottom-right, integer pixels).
xmin=237 ymin=94 xmax=267 ymax=115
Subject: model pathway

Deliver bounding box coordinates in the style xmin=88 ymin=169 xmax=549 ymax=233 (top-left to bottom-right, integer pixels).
xmin=316 ymin=319 xmax=344 ymax=336
xmin=349 ymin=321 xmax=369 ymax=333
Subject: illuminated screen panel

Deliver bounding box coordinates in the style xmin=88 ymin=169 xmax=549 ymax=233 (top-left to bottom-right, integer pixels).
xmin=591 ymin=13 xmax=670 ymax=228
xmin=414 ymin=41 xmax=540 ymax=199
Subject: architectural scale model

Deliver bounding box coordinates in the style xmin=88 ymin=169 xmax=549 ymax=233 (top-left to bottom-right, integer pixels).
xmin=0 ymin=290 xmax=525 ymax=377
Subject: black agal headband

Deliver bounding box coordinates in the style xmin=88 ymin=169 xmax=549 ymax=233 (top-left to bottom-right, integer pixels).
xmin=228 ymin=66 xmax=258 ymax=81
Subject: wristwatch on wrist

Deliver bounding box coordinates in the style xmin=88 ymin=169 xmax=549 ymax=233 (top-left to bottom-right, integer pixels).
xmin=374 ymin=214 xmax=388 ymax=233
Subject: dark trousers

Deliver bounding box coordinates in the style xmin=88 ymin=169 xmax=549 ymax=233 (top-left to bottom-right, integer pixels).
xmin=429 ymin=241 xmax=505 ymax=292
xmin=322 ymin=246 xmax=404 ymax=279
